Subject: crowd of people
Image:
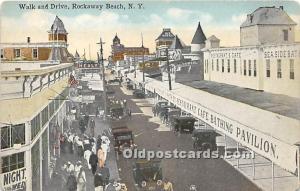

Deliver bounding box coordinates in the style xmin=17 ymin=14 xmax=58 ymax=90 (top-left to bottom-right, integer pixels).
xmin=56 ymin=114 xmax=116 ymax=191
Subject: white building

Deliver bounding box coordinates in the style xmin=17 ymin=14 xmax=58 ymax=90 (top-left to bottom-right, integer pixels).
xmin=203 ymin=6 xmax=300 ymax=98
xmin=0 ymin=16 xmax=74 ymax=191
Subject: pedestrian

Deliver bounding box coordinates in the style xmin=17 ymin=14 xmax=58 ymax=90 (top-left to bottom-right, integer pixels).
xmin=90 ymin=118 xmax=95 ymax=137
xmin=163 ymin=178 xmax=173 ymax=191
xmin=66 ymin=172 xmax=77 ymax=191
xmin=128 ymin=109 xmax=132 ymax=120
xmin=95 ymin=108 xmax=100 ymax=118
xmin=60 ymin=134 xmax=66 ymax=153
xmin=51 ymin=171 xmax=65 ymax=191
xmin=76 ymin=139 xmax=84 ymax=157
xmin=101 ymin=143 xmax=109 ymax=162
xmin=84 ymin=149 xmax=92 ymax=169
xmin=63 ymin=161 xmax=75 ymax=174
xmin=89 ymin=152 xmax=98 ymax=175
xmin=84 ymin=114 xmax=89 ymax=128
xmin=83 ymin=136 xmax=91 ymax=151
xmin=77 ymin=167 xmax=86 ymax=191
xmin=97 ymin=135 xmax=102 ymax=151
xmin=97 ymin=148 xmax=105 ymax=168
xmin=123 ymin=99 xmax=127 ymax=108
xmin=79 ymin=118 xmax=86 ymax=134
xmin=75 ymin=161 xmax=82 ymax=177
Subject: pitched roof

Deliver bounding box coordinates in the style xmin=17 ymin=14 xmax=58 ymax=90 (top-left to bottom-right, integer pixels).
xmin=156 ymin=28 xmax=175 ymax=41
xmin=48 ymin=47 xmax=73 ymax=62
xmin=170 ymin=35 xmax=184 ymax=49
xmin=49 ymin=16 xmax=68 ymax=34
xmin=74 ymin=50 xmax=80 ymax=58
xmin=241 ymin=6 xmax=297 ymax=27
xmin=191 ymin=22 xmax=206 ymax=44
xmin=206 ymin=35 xmax=220 ymax=42
xmin=113 ymin=34 xmax=120 ymax=43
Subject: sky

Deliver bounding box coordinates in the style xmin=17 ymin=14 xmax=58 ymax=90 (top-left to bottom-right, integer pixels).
xmin=0 ymin=0 xmax=300 ymax=59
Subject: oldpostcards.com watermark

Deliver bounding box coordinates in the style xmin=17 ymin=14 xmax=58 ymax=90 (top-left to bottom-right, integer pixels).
xmin=123 ymin=149 xmax=255 ymax=160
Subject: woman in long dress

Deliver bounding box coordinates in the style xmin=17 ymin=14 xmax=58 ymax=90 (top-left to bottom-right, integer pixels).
xmin=77 ymin=167 xmax=86 ymax=191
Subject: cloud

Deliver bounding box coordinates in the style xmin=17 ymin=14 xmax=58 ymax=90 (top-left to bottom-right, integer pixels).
xmin=166 ymin=8 xmax=213 ymax=24
xmin=198 ymin=12 xmax=213 ymax=24
xmin=149 ymin=14 xmax=163 ymax=25
xmin=167 ymin=8 xmax=193 ymax=20
xmin=290 ymin=14 xmax=300 ymax=24
xmin=231 ymin=13 xmax=247 ymax=24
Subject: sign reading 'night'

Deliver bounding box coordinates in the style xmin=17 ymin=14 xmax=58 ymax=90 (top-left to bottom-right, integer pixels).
xmin=1 ymin=168 xmax=26 ymax=191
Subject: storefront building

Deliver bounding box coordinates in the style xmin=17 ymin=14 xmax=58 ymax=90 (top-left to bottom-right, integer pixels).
xmin=203 ymin=6 xmax=300 ymax=98
xmin=0 ymin=16 xmax=74 ymax=191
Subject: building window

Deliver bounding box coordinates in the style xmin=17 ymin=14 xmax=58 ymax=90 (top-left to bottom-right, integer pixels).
xmin=1 ymin=49 xmax=3 ymax=59
xmin=227 ymin=60 xmax=230 ymax=73
xmin=41 ymin=106 xmax=49 ymax=127
xmin=14 ymin=49 xmax=21 ymax=58
xmin=243 ymin=60 xmax=247 ymax=76
xmin=277 ymin=59 xmax=282 ymax=78
xmin=49 ymin=101 xmax=54 ymax=117
xmin=31 ymin=114 xmax=41 ymax=140
xmin=222 ymin=59 xmax=224 ymax=72
xmin=32 ymin=140 xmax=40 ymax=191
xmin=266 ymin=59 xmax=271 ymax=77
xmin=216 ymin=59 xmax=219 ymax=71
xmin=1 ymin=152 xmax=25 ymax=173
xmin=1 ymin=126 xmax=10 ymax=149
xmin=283 ymin=30 xmax=288 ymax=41
xmin=212 ymin=60 xmax=214 ymax=71
xmin=248 ymin=60 xmax=252 ymax=76
xmin=1 ymin=124 xmax=25 ymax=150
xmin=32 ymin=48 xmax=38 ymax=58
xmin=234 ymin=59 xmax=237 ymax=73
xmin=206 ymin=61 xmax=209 ymax=73
xmin=290 ymin=59 xmax=294 ymax=79
xmin=254 ymin=60 xmax=257 ymax=77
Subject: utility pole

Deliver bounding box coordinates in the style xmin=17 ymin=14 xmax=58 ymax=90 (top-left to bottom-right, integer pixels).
xmin=141 ymin=33 xmax=145 ymax=83
xmin=97 ymin=38 xmax=107 ymax=121
xmin=165 ymin=47 xmax=172 ymax=90
xmin=134 ymin=55 xmax=137 ymax=78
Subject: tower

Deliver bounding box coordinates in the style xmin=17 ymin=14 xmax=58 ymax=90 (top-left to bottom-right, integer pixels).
xmin=113 ymin=34 xmax=120 ymax=45
xmin=191 ymin=22 xmax=206 ymax=53
xmin=48 ymin=16 xmax=68 ymax=42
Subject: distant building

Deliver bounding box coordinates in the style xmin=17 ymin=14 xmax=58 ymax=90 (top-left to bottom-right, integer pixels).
xmin=155 ymin=28 xmax=175 ymax=51
xmin=240 ymin=6 xmax=297 ymax=46
xmin=1 ymin=16 xmax=73 ymax=63
xmin=203 ymin=6 xmax=300 ymax=98
xmin=191 ymin=22 xmax=206 ymax=53
xmin=158 ymin=23 xmax=207 ymax=83
xmin=111 ymin=34 xmax=149 ymax=63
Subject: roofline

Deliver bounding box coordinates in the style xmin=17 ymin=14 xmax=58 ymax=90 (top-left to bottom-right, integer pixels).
xmin=241 ymin=23 xmax=297 ymax=28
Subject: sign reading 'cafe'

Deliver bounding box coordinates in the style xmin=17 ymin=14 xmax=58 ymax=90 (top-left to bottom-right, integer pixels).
xmin=146 ymin=84 xmax=298 ymax=173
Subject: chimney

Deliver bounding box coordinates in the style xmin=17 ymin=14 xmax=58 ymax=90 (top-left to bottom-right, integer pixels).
xmin=279 ymin=6 xmax=283 ymax=10
xmin=27 ymin=37 xmax=30 ymax=43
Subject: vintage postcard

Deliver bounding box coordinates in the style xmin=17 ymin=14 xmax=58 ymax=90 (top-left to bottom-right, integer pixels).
xmin=0 ymin=0 xmax=299 ymax=191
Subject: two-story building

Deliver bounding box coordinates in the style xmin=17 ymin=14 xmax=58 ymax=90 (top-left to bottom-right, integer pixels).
xmin=0 ymin=16 xmax=74 ymax=191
